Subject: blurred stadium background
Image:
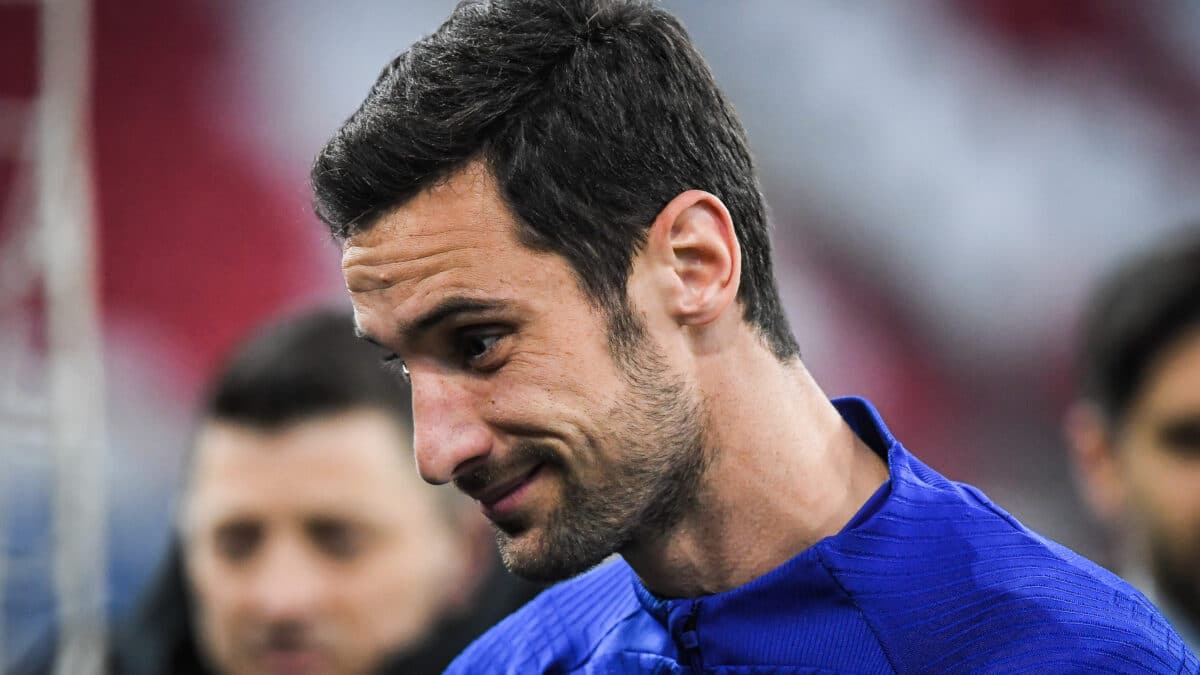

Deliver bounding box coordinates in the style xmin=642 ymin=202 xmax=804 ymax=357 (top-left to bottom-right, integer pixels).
xmin=2 ymin=0 xmax=1199 ymax=671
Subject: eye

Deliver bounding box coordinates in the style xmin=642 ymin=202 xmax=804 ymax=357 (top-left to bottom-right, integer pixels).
xmin=453 ymin=326 xmax=509 ymax=371
xmin=308 ymin=518 xmax=363 ymax=561
xmin=1158 ymin=417 xmax=1200 ymax=458
xmin=461 ymin=333 xmax=501 ymax=361
xmin=214 ymin=521 xmax=262 ymax=562
xmin=382 ymin=353 xmax=411 ymax=383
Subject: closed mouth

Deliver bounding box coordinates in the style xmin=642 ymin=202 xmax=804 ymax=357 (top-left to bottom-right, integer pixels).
xmin=475 ymin=463 xmax=543 ymax=507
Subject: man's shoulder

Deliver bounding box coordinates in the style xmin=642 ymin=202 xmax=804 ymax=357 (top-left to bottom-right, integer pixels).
xmin=825 ymin=450 xmax=1198 ymax=672
xmin=446 ymin=558 xmax=650 ymax=675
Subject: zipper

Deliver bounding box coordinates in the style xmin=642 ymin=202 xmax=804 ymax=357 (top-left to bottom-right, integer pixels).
xmin=679 ymin=602 xmax=703 ymax=673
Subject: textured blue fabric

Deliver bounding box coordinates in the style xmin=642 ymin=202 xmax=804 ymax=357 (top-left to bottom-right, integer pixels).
xmin=449 ymin=397 xmax=1200 ymax=674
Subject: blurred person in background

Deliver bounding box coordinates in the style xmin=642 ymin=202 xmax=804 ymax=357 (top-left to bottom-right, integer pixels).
xmin=312 ymin=0 xmax=1196 ymax=671
xmin=1066 ymin=225 xmax=1200 ymax=653
xmin=101 ymin=309 xmax=539 ymax=675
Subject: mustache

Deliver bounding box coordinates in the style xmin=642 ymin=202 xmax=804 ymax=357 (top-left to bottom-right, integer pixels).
xmin=247 ymin=621 xmax=330 ymax=653
xmin=454 ymin=440 xmax=562 ymax=494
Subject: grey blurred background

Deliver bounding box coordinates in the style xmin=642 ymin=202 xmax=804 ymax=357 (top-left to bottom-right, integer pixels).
xmin=2 ymin=0 xmax=1199 ymax=670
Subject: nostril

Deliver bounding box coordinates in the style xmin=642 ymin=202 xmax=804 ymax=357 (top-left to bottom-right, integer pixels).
xmin=413 ymin=424 xmax=493 ymax=486
xmin=416 ymin=459 xmax=449 ymax=486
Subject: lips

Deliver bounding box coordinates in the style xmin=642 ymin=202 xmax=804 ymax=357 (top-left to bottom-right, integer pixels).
xmin=473 ymin=463 xmax=543 ymax=507
xmin=260 ymin=648 xmax=326 ymax=675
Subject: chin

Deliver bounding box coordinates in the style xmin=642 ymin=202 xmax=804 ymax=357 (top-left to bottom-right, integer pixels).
xmin=496 ymin=527 xmax=612 ymax=583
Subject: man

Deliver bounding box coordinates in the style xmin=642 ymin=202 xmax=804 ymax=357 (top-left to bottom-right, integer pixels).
xmin=312 ymin=1 xmax=1196 ymax=671
xmin=104 ymin=310 xmax=538 ymax=675
xmin=1066 ymin=226 xmax=1200 ymax=654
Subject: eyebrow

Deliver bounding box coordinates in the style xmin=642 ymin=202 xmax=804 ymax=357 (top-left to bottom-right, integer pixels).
xmin=355 ymin=297 xmax=509 ymax=350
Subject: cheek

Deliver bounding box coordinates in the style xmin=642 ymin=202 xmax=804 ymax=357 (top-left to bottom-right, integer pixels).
xmin=490 ymin=351 xmax=625 ymax=434
xmin=1161 ymin=461 xmax=1200 ymax=537
xmin=1126 ymin=450 xmax=1200 ymax=544
xmin=189 ymin=550 xmax=240 ymax=615
xmin=187 ymin=553 xmax=249 ymax=664
xmin=338 ymin=532 xmax=460 ymax=657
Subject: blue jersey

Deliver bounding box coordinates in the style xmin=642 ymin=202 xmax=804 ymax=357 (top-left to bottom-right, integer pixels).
xmin=450 ymin=398 xmax=1199 ymax=673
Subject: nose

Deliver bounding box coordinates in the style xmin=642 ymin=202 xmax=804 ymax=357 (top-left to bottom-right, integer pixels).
xmin=248 ymin=537 xmax=326 ymax=622
xmin=410 ymin=369 xmax=493 ymax=485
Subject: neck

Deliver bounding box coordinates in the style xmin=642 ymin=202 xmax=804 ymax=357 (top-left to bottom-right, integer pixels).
xmin=622 ymin=338 xmax=889 ymax=598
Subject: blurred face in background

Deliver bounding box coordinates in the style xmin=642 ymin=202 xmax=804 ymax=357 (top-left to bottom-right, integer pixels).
xmin=1115 ymin=328 xmax=1200 ymax=621
xmin=182 ymin=408 xmax=468 ymax=675
xmin=1070 ymin=326 xmax=1200 ymax=626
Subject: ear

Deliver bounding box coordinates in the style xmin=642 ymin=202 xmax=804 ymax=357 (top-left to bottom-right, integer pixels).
xmin=643 ymin=190 xmax=741 ymax=327
xmin=1063 ymin=400 xmax=1127 ymax=525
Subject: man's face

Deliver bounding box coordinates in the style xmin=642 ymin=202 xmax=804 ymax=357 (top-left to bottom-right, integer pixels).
xmin=1116 ymin=326 xmax=1200 ymax=622
xmin=344 ymin=165 xmax=710 ymax=582
xmin=183 ymin=409 xmax=463 ymax=675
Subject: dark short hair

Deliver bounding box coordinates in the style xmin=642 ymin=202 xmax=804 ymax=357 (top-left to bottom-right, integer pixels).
xmin=311 ymin=0 xmax=799 ymax=360
xmin=1076 ymin=225 xmax=1200 ymax=424
xmin=203 ymin=308 xmax=411 ymax=432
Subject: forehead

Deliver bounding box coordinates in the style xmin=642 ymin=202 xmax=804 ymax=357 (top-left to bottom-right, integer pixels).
xmin=340 ymin=164 xmax=572 ymax=342
xmin=186 ymin=410 xmax=426 ymax=523
xmin=342 ymin=164 xmax=519 ymax=295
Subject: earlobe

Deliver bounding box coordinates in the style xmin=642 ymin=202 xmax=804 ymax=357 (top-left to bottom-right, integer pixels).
xmin=651 ymin=190 xmax=741 ymax=326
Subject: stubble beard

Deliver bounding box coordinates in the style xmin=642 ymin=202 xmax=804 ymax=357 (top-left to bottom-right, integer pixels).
xmin=1150 ymin=527 xmax=1200 ymax=630
xmin=493 ymin=322 xmax=712 ymax=583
